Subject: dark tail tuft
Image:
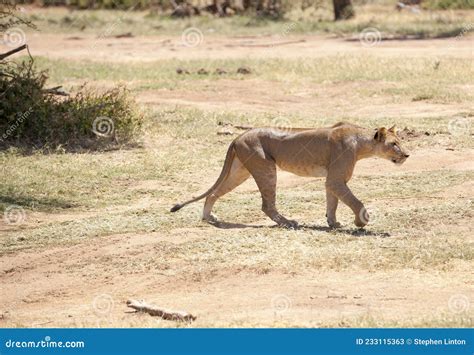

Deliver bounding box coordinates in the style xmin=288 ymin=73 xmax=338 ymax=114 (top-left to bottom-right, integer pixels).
xmin=170 ymin=204 xmax=183 ymax=212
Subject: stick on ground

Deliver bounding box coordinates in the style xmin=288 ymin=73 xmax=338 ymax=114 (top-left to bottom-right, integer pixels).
xmin=126 ymin=299 xmax=196 ymax=322
xmin=225 ymin=39 xmax=306 ymax=48
xmin=0 ymin=44 xmax=27 ymax=61
xmin=42 ymin=86 xmax=69 ymax=96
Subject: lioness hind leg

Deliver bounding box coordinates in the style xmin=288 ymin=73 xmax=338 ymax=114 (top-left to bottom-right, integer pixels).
xmin=202 ymin=157 xmax=250 ymax=222
xmin=244 ymin=159 xmax=298 ymax=229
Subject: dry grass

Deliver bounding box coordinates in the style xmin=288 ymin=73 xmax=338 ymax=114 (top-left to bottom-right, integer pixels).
xmin=23 ymin=4 xmax=474 ymax=38
xmin=2 ymin=106 xmax=473 ymax=276
xmin=33 ymin=56 xmax=474 ymax=105
xmin=1 ymin=7 xmax=473 ymax=328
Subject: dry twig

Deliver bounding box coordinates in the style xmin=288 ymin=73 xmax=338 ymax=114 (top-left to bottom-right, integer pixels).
xmin=126 ymin=299 xmax=196 ymax=322
xmin=0 ymin=44 xmax=27 ymax=61
xmin=42 ymin=86 xmax=69 ymax=96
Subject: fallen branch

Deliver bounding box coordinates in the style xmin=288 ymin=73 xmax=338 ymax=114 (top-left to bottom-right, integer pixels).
xmin=225 ymin=39 xmax=306 ymax=48
xmin=114 ymin=32 xmax=134 ymax=38
xmin=42 ymin=86 xmax=69 ymax=96
xmin=0 ymin=44 xmax=28 ymax=61
xmin=233 ymin=125 xmax=253 ymax=130
xmin=218 ymin=122 xmax=253 ymax=130
xmin=126 ymin=299 xmax=196 ymax=322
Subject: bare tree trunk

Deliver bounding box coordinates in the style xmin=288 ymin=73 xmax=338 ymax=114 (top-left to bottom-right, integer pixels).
xmin=333 ymin=0 xmax=354 ymax=20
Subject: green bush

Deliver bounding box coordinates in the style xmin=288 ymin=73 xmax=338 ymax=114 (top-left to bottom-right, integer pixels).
xmin=0 ymin=59 xmax=143 ymax=152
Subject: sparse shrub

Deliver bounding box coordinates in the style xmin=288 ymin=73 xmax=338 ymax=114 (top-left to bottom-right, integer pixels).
xmin=0 ymin=58 xmax=143 ymax=152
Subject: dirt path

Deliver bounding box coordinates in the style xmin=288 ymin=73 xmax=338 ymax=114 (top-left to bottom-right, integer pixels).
xmin=1 ymin=230 xmax=471 ymax=327
xmin=138 ymin=79 xmax=473 ymax=118
xmin=24 ymin=33 xmax=474 ymax=62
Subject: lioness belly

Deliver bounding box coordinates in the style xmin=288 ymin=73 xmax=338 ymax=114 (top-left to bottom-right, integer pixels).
xmin=277 ymin=162 xmax=327 ymax=177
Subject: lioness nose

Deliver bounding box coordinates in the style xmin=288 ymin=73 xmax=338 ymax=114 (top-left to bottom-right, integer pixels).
xmin=404 ymin=154 xmax=410 ymax=158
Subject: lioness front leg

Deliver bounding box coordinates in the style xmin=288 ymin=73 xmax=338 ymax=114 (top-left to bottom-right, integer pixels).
xmin=325 ymin=180 xmax=367 ymax=228
xmin=325 ymin=190 xmax=341 ymax=228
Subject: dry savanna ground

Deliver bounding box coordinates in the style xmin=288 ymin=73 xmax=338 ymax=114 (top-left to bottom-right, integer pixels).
xmin=1 ymin=5 xmax=473 ymax=327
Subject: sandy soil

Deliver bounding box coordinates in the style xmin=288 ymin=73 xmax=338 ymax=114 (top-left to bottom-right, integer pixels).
xmin=0 ymin=226 xmax=472 ymax=327
xmin=25 ymin=33 xmax=474 ymax=62
xmin=1 ymin=34 xmax=473 ymax=328
xmin=138 ymin=79 xmax=474 ymax=117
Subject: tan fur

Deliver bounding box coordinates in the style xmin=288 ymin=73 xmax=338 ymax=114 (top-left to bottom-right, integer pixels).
xmin=171 ymin=122 xmax=410 ymax=228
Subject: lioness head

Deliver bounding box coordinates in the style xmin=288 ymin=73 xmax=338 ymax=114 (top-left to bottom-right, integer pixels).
xmin=374 ymin=126 xmax=410 ymax=165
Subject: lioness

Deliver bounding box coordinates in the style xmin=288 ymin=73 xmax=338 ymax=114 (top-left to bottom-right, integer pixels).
xmin=171 ymin=122 xmax=409 ymax=228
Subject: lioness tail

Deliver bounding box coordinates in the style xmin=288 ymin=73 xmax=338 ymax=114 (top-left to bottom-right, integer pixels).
xmin=170 ymin=141 xmax=236 ymax=213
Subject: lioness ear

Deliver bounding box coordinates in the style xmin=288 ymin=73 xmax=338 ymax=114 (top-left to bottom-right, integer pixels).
xmin=374 ymin=127 xmax=387 ymax=142
xmin=388 ymin=125 xmax=397 ymax=134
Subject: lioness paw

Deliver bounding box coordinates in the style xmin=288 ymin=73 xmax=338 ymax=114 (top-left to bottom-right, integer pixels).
xmin=328 ymin=220 xmax=342 ymax=229
xmin=354 ymin=218 xmax=367 ymax=228
xmin=277 ymin=218 xmax=299 ymax=229
xmin=202 ymin=213 xmax=218 ymax=224
xmin=355 ymin=207 xmax=369 ymax=228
